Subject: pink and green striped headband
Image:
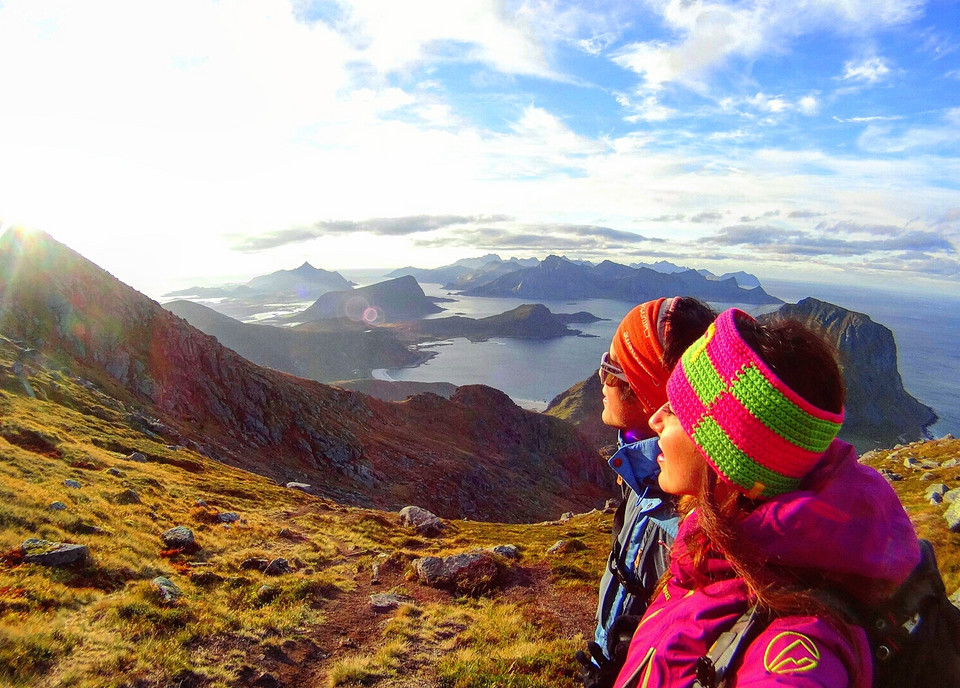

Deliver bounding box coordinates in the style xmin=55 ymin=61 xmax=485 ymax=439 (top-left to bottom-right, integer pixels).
xmin=666 ymin=308 xmax=844 ymax=499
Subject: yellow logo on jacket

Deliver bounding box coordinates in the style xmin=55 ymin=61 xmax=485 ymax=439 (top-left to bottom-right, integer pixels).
xmin=763 ymin=632 xmax=820 ymax=674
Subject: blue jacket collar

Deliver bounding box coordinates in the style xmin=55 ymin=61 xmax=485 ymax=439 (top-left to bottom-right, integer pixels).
xmin=608 ymin=432 xmax=662 ymax=496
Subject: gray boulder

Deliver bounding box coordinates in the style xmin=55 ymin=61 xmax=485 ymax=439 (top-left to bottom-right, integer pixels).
xmin=412 ymin=551 xmax=499 ymax=593
xmin=945 ymin=488 xmax=960 ymax=504
xmin=945 ymin=500 xmax=960 ymax=533
xmin=264 ymin=558 xmax=291 ymax=576
xmin=152 ymin=576 xmax=182 ymax=604
xmin=399 ymin=505 xmax=445 ymax=536
xmin=115 ymin=489 xmax=142 ymax=505
xmin=547 ymin=539 xmax=587 ymax=555
xmin=63 ymin=479 xmax=81 ymax=489
xmin=126 ymin=452 xmax=147 ymax=463
xmin=161 ymin=526 xmax=198 ymax=552
xmin=22 ymin=539 xmax=89 ymax=567
xmin=490 ymin=544 xmax=520 ymax=560
xmin=370 ymin=592 xmax=414 ymax=613
xmin=48 ymin=501 xmax=67 ymax=511
xmin=217 ymin=512 xmax=240 ymax=524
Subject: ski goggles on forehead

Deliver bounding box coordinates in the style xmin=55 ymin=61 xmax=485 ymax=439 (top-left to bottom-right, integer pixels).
xmin=599 ymin=351 xmax=631 ymax=387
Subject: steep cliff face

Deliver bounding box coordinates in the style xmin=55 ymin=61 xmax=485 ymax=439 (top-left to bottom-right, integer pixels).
xmin=759 ymin=298 xmax=936 ymax=449
xmin=0 ymin=229 xmax=612 ymax=521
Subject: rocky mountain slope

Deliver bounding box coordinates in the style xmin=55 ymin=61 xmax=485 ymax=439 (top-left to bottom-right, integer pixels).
xmin=546 ymin=298 xmax=937 ymax=453
xmin=0 ymin=228 xmax=612 ymax=522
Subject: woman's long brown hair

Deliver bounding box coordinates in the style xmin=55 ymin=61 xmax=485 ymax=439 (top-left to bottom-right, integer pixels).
xmin=651 ymin=316 xmax=850 ymax=625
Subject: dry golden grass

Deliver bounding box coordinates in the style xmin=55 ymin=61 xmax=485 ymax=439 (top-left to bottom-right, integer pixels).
xmin=0 ymin=343 xmax=609 ymax=687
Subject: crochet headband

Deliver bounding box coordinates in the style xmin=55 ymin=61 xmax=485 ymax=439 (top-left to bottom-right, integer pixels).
xmin=611 ymin=298 xmax=674 ymax=414
xmin=666 ymin=308 xmax=844 ymax=499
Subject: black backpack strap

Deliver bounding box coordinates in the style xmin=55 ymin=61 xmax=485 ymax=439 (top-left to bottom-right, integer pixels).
xmin=870 ymin=539 xmax=950 ymax=662
xmin=694 ymin=606 xmax=765 ymax=688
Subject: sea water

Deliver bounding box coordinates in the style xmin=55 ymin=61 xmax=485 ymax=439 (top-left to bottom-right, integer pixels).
xmin=360 ymin=272 xmax=959 ymax=439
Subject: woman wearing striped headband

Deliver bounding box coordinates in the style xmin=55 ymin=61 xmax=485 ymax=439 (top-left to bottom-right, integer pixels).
xmin=614 ymin=308 xmax=920 ymax=688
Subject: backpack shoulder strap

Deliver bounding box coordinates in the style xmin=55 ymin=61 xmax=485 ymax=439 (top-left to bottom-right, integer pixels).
xmin=693 ymin=605 xmax=765 ymax=688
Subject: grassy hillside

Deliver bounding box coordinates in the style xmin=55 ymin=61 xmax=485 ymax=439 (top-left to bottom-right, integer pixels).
xmin=3 ymin=327 xmax=960 ymax=686
xmin=0 ymin=341 xmax=609 ymax=687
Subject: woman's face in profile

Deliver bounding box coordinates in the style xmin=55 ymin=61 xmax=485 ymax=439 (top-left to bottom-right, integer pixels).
xmin=648 ymin=401 xmax=706 ymax=496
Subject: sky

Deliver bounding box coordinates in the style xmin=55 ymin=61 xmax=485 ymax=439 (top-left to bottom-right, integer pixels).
xmin=0 ymin=0 xmax=958 ymax=298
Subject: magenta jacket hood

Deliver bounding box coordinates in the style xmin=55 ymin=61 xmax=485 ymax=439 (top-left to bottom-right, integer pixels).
xmin=614 ymin=439 xmax=920 ymax=688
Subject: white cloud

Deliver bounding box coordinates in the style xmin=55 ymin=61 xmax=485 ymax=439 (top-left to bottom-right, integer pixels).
xmin=842 ymin=56 xmax=892 ymax=83
xmin=833 ymin=114 xmax=905 ymax=123
xmin=618 ymin=93 xmax=676 ymax=122
xmin=797 ymin=95 xmax=820 ymax=116
xmin=613 ymin=0 xmax=921 ymax=92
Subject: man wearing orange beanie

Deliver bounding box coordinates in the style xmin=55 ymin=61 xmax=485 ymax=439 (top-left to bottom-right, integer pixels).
xmin=578 ymin=297 xmax=714 ymax=688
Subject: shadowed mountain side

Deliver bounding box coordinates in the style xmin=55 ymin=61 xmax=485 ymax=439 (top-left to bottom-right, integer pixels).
xmin=545 ymin=298 xmax=937 ymax=454
xmin=331 ymin=378 xmax=458 ymax=401
xmin=393 ymin=304 xmax=601 ymax=342
xmin=544 ymin=373 xmax=618 ymax=453
xmin=294 ymin=275 xmax=444 ymax=323
xmin=463 ymin=255 xmax=782 ymax=305
xmin=758 ymin=298 xmax=937 ymax=449
xmin=163 ymin=300 xmax=424 ymax=381
xmin=0 ymin=229 xmax=614 ymax=522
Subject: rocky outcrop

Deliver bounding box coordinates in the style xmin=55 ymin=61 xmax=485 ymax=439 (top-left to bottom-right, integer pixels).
xmin=401 ymin=303 xmax=599 ymax=341
xmin=760 ymin=298 xmax=936 ymax=450
xmin=295 ymin=275 xmax=443 ymax=323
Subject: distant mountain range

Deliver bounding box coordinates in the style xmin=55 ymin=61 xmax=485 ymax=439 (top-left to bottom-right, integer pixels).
xmin=165 ymin=261 xmax=354 ymax=299
xmin=545 ymin=298 xmax=937 ymax=452
xmin=392 ymin=254 xmax=767 ymax=295
xmin=460 ymin=255 xmax=780 ymax=304
xmin=387 ymin=254 xmax=540 ymax=291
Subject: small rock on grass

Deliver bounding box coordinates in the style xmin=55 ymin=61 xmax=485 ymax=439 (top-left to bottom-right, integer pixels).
xmin=22 ymin=539 xmax=89 ymax=567
xmin=152 ymin=576 xmax=182 ymax=604
xmin=370 ymin=592 xmax=415 ymax=613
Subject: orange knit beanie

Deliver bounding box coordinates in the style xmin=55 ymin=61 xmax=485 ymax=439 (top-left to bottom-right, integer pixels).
xmin=611 ymin=298 xmax=673 ymax=415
